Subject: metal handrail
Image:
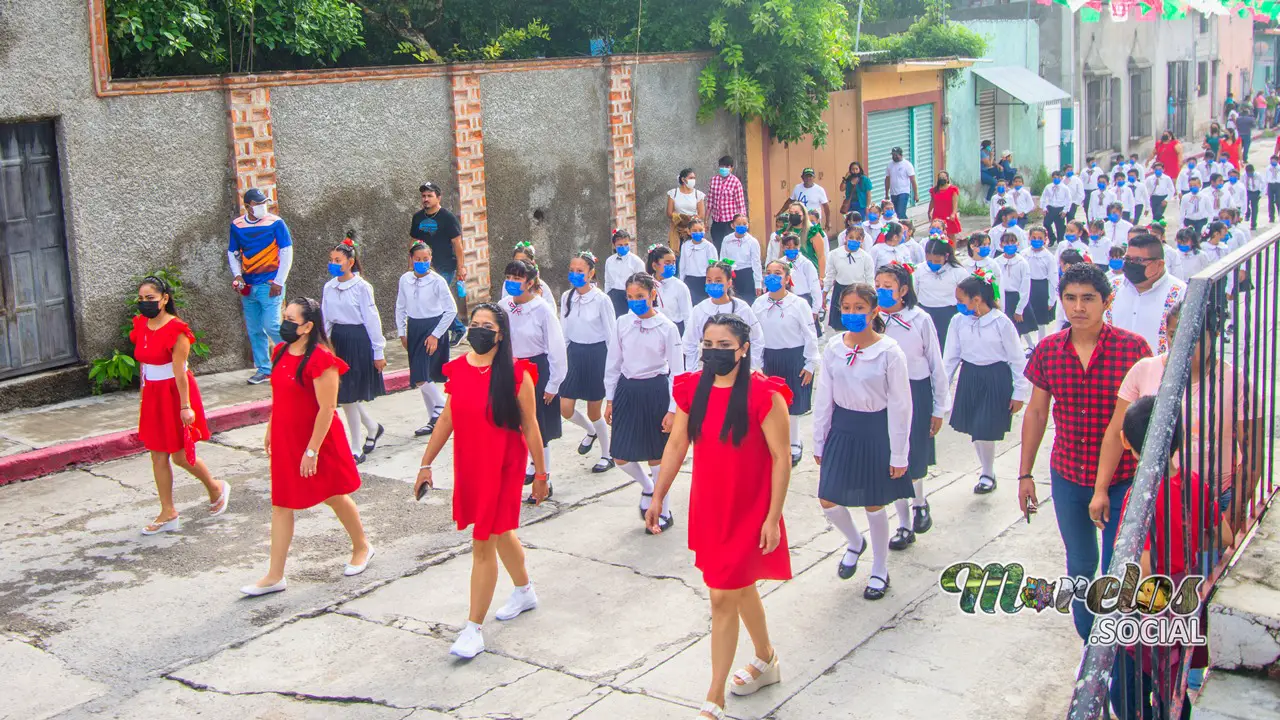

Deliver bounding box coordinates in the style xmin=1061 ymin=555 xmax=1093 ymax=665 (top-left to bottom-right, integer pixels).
xmin=1066 ymin=223 xmax=1280 ymax=719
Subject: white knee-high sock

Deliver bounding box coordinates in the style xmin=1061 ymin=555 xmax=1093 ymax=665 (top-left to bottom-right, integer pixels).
xmin=568 ymin=408 xmax=595 ymax=436
xmin=1037 ymin=325 xmax=1048 ymax=343
xmin=912 ymin=479 xmax=927 ymax=508
xmin=866 ymin=509 xmax=890 ymax=580
xmin=592 ymin=418 xmax=611 ymax=460
xmin=789 ymin=416 xmax=800 ymax=447
xmin=420 ymin=383 xmax=446 ymax=414
xmin=893 ymin=499 xmax=912 ymax=530
xmin=823 ymin=506 xmax=864 ymax=553
xmin=619 ymin=462 xmax=655 ymax=493
xmin=974 ymin=440 xmax=996 ymax=477
xmin=542 ymin=446 xmax=552 ymax=477
xmin=341 ymin=404 xmax=363 ymax=454
xmin=356 ymin=402 xmax=377 ymax=434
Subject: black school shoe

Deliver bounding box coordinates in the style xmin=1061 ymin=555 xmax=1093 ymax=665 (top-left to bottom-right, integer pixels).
xmin=362 ymin=425 xmax=385 ymax=455
xmin=913 ymin=503 xmax=933 ymax=534
xmin=592 ymin=458 xmax=615 ymax=473
xmin=524 ymin=483 xmax=553 ymax=504
xmin=888 ymin=527 xmax=916 ymax=551
xmin=973 ymin=475 xmax=997 ymax=494
xmin=837 ymin=542 xmax=864 ymax=580
xmin=864 ymin=574 xmax=890 ymax=600
xmin=578 ymin=435 xmax=597 ymax=455
xmin=414 ymin=417 xmax=439 ymax=437
xmin=790 ymin=443 xmax=803 ymax=468
xmin=645 ymin=512 xmax=674 ymax=535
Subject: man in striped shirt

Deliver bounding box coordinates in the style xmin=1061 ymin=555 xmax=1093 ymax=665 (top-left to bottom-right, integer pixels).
xmin=228 ymin=188 xmax=294 ymax=384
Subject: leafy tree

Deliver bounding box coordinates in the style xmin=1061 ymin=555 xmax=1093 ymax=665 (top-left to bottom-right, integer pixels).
xmin=698 ymin=0 xmax=855 ymax=147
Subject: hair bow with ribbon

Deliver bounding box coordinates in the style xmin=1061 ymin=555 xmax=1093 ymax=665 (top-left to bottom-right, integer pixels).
xmin=971 ymin=267 xmax=1002 ymax=304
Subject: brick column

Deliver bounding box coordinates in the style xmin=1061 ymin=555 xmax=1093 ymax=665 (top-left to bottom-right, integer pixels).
xmin=606 ymin=59 xmax=637 ymax=235
xmin=450 ymin=72 xmax=490 ymax=301
xmin=226 ymin=87 xmax=278 ymax=210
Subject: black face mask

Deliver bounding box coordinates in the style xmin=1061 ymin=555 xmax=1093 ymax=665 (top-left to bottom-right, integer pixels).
xmin=788 ymin=213 xmax=803 ymax=226
xmin=137 ymin=300 xmax=162 ymax=319
xmin=279 ymin=320 xmax=303 ymax=344
xmin=702 ymin=348 xmax=740 ymax=376
xmin=468 ymin=327 xmax=498 ymax=354
xmin=1123 ymin=260 xmax=1149 ymax=285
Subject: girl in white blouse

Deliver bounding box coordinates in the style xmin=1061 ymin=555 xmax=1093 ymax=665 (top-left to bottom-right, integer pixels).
xmin=778 ymin=234 xmax=823 ymax=335
xmin=680 ymin=217 xmax=720 ymax=306
xmin=1055 ymin=219 xmax=1094 ymax=264
xmin=824 ymin=224 xmax=875 ymax=333
xmin=989 ymin=208 xmax=1028 ymax=252
xmin=1021 ymin=225 xmax=1059 ymax=345
xmin=648 ymin=245 xmax=692 ymax=338
xmin=814 ymin=283 xmax=913 ymax=601
xmin=1168 ymin=226 xmax=1209 ymax=281
xmin=683 ymin=261 xmax=764 ymax=372
xmin=604 ymin=272 xmax=683 ymax=531
xmin=871 ymin=222 xmax=914 ymax=270
xmin=766 ymin=213 xmax=788 ymax=263
xmin=559 ymin=252 xmax=617 ymax=474
xmin=916 ymin=237 xmax=970 ymax=353
xmin=875 ymin=264 xmax=949 ymax=550
xmin=752 ymin=260 xmax=819 ymax=466
xmin=604 ymin=230 xmax=645 ymax=317
xmin=965 ymin=231 xmax=1001 ymax=284
xmin=719 ymin=213 xmax=764 ymax=298
xmin=322 ymin=239 xmax=387 ymax=463
xmin=502 ymin=260 xmax=568 ymax=501
xmin=397 ymin=242 xmax=457 ymax=437
xmin=504 ymin=243 xmax=555 ymax=305
xmin=943 ymin=273 xmax=1031 ymax=495
xmin=994 ymin=232 xmax=1035 ymax=346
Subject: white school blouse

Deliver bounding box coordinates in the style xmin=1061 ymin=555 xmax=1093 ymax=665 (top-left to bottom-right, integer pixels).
xmin=1180 ymin=193 xmax=1213 ymax=222
xmin=994 ymin=253 xmax=1031 ymax=316
xmin=1103 ymin=219 xmax=1132 ymax=258
xmin=1228 ymin=181 xmax=1246 ymax=210
xmin=1022 ymin=247 xmax=1059 ymax=306
xmin=812 ymin=334 xmax=912 ymax=465
xmin=323 ymin=276 xmax=387 ymax=360
xmin=903 ymin=238 xmax=927 ymax=264
xmin=872 ymin=242 xmax=915 ymax=268
xmin=1129 ymin=180 xmax=1151 ymax=208
xmin=559 ymin=287 xmax=617 ymax=346
xmin=881 ymin=306 xmax=951 ymax=416
xmin=751 ymin=293 xmax=819 ymax=371
xmin=1145 ymin=174 xmax=1175 ymax=197
xmin=1010 ymin=187 xmax=1035 ymax=215
xmin=395 ymin=271 xmax=457 ymax=339
xmin=682 ymin=297 xmax=765 ymax=372
xmin=916 ymin=263 xmax=969 ymax=308
xmin=942 ymin=309 xmax=1031 ymax=402
xmin=1056 ymin=238 xmax=1094 ymax=264
xmin=603 ymin=252 xmax=645 ymax=294
xmin=679 ymin=239 xmax=719 ymax=281
xmin=988 ymin=191 xmax=1014 ymax=225
xmin=657 ymin=276 xmax=693 ymax=323
xmin=989 ymin=225 xmax=1029 ymax=252
xmin=720 ymin=233 xmax=764 ymax=289
xmin=786 ymin=255 xmax=823 ymax=313
xmin=501 ymin=296 xmax=568 ymax=395
xmin=1065 ymin=175 xmax=1085 ymax=205
xmin=1168 ymin=249 xmax=1210 ymax=281
xmin=1176 ymin=166 xmax=1204 ymax=193
xmin=604 ymin=311 xmax=683 ymax=411
xmin=823 ymin=247 xmax=875 ymax=292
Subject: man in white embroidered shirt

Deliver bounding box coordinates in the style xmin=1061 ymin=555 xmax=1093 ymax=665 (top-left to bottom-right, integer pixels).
xmin=1106 ymin=234 xmax=1187 ymax=354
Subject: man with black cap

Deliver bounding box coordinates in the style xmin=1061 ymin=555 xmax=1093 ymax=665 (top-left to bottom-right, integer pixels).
xmin=884 ymin=147 xmax=918 ymax=219
xmin=228 ymin=188 xmax=293 ymax=384
xmin=779 ymin=167 xmax=831 ymax=232
xmin=410 ymin=182 xmax=466 ymax=344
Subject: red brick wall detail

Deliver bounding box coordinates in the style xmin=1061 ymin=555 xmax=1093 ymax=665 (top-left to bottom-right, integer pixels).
xmin=606 ymin=60 xmax=637 ymax=236
xmin=226 ymin=87 xmax=278 ymax=210
xmin=451 ymin=73 xmax=490 ymax=301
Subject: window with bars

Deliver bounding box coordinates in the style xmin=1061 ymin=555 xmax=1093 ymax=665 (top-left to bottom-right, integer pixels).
xmin=1198 ymin=61 xmax=1209 ymax=97
xmin=1130 ymin=69 xmax=1152 ymax=139
xmin=1087 ymin=76 xmax=1113 ymax=152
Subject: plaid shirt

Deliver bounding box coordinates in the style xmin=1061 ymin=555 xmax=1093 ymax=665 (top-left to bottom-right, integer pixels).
xmin=707 ymin=173 xmax=746 ymax=223
xmin=1024 ymin=324 xmax=1151 ymax=486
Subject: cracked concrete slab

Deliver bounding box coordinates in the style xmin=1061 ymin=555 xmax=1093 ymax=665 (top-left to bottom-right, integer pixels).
xmin=1193 ymin=669 xmax=1280 ymax=719
xmin=572 ymin=689 xmax=697 ymax=719
xmin=64 ymin=678 xmax=418 ymax=720
xmin=343 ymin=546 xmax=709 ymax=682
xmin=0 ymin=636 xmax=107 ymax=720
xmin=170 ymin=613 xmax=538 ymax=711
xmin=453 ymin=668 xmax=606 ymax=719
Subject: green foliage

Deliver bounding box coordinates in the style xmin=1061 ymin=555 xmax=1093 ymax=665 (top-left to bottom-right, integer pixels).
xmin=859 ymin=0 xmax=986 ymax=65
xmin=699 ymin=0 xmax=855 ymax=147
xmin=1028 ymin=166 xmax=1051 ymax=196
xmin=957 ymin=195 xmax=989 ymax=217
xmin=89 ymin=352 xmax=139 ymax=395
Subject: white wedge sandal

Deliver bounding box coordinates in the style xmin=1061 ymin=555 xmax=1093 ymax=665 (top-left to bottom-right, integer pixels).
xmin=728 ymin=651 xmax=781 ymax=696
xmin=695 ymin=701 xmax=725 ymax=719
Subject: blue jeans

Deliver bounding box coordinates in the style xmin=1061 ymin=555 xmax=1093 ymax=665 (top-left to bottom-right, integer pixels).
xmin=241 ymin=283 xmax=283 ymax=375
xmin=891 ymin=193 xmax=910 ymax=218
xmin=438 ymin=270 xmax=467 ymax=335
xmin=1051 ymin=469 xmax=1129 ymax=642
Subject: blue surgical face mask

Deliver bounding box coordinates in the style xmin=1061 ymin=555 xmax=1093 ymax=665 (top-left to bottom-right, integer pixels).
xmin=1128 ymin=177 xmax=1138 ymax=185
xmin=996 ymin=186 xmax=1006 ymax=194
xmin=1088 ymin=234 xmax=1100 ymax=243
xmin=1191 ymin=186 xmax=1201 ymax=195
xmin=1189 ymin=162 xmax=1197 ymax=169
xmin=1222 ymin=219 xmax=1232 ymax=228
xmin=876 ymin=287 xmax=897 ymax=309
xmin=1064 ymin=233 xmax=1078 ymax=243
xmin=628 ymin=298 xmax=650 ymax=316
xmin=867 ymin=213 xmax=879 ymax=223
xmin=616 ymin=244 xmax=630 ymax=256
xmin=1108 ymin=213 xmax=1120 ymax=223
xmin=1155 ymin=169 xmax=1164 ymax=176
xmin=568 ymin=271 xmax=587 ymax=288
xmin=1006 ymin=219 xmax=1017 ymax=228
xmin=977 ymin=246 xmax=991 ymax=258
xmin=842 ymin=312 xmax=868 ymax=332
xmin=884 ymin=209 xmax=895 ymax=219
xmin=847 ymin=239 xmax=861 ymax=252
xmin=1115 ymin=179 xmax=1125 ymax=188
xmin=1067 ymin=170 xmax=1075 ymax=177
xmin=662 ymin=264 xmax=676 ymax=279
xmin=956 ymin=302 xmax=975 ymax=316
xmin=1052 ymin=177 xmax=1061 ymax=185
xmin=763 ymin=274 xmax=784 ymax=292
xmin=1091 ymin=162 xmax=1098 ymax=168
xmin=734 ymin=224 xmax=748 ymax=235
xmin=328 ymin=262 xmax=345 ymax=277
xmin=504 ymin=279 xmax=525 ymax=297
xmin=705 ymin=282 xmax=726 ymax=299
xmin=784 ymin=248 xmax=799 ymax=261
xmin=927 ymin=261 xmax=943 ymax=272
xmin=1177 ymin=243 xmax=1192 ymax=253
xmin=719 ymin=167 xmax=730 ymax=177
xmin=1030 ymin=238 xmax=1045 ymax=250
xmin=1097 ymin=182 xmax=1107 ymax=191
xmin=1003 ymin=244 xmax=1018 ymax=256
xmin=1109 ymin=258 xmax=1124 ymax=271
xmin=691 ymin=232 xmax=705 ymax=243
xmin=413 ymin=261 xmax=430 ymax=275
xmin=1230 ymin=176 xmax=1239 ymax=184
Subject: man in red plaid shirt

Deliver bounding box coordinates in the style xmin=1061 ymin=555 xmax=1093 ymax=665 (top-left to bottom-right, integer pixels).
xmin=707 ymin=155 xmax=746 ymax=252
xmin=1017 ymin=263 xmax=1151 ymax=642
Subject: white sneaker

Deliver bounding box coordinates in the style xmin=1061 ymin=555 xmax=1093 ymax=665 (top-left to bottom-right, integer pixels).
xmin=450 ymin=623 xmax=485 ymax=658
xmin=495 ymin=586 xmax=539 ymax=621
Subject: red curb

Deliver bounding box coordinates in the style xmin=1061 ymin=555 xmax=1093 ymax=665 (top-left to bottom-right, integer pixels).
xmin=0 ymin=369 xmax=412 ymax=487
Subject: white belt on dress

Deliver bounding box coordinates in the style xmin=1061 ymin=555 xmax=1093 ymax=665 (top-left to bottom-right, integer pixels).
xmin=141 ymin=363 xmax=184 ymax=381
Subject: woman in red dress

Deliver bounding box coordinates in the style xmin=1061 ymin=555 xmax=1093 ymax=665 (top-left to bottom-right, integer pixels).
xmin=131 ymin=276 xmax=226 ymax=535
xmin=241 ymin=298 xmax=371 ymax=597
xmin=1220 ymin=128 xmax=1243 ymax=170
xmin=414 ymin=303 xmax=548 ymax=660
xmin=1152 ymin=130 xmax=1182 ymax=184
xmin=927 ymin=171 xmax=963 ymax=245
xmin=647 ymin=314 xmax=793 ymax=720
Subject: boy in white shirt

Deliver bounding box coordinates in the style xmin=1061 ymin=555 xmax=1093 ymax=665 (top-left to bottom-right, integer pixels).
xmin=1039 ymin=170 xmax=1072 ymax=245
xmin=1208 ymin=152 xmax=1234 ymax=180
xmin=1180 ymin=177 xmax=1212 ymax=235
xmin=1226 ymin=169 xmax=1247 ymax=213
xmin=1063 ymin=164 xmax=1085 ymax=220
xmin=1087 ymin=175 xmax=1114 ymax=222
xmin=1245 ymin=163 xmax=1264 ymax=231
xmin=1177 ymin=158 xmax=1204 ymax=194
xmin=1265 ymin=155 xmax=1280 ymax=224
xmin=1125 ymin=168 xmax=1149 ymax=225
xmin=1205 ymin=173 xmax=1236 ymax=215
xmin=988 ymin=179 xmax=1014 ymax=226
xmin=1111 ymin=172 xmax=1135 ymax=220
xmin=1009 ymin=174 xmax=1035 ymax=227
xmin=1103 ymin=202 xmax=1132 ymax=262
xmin=1145 ymin=162 xmax=1176 ymax=223
xmin=989 ymin=208 xmax=1028 ymax=251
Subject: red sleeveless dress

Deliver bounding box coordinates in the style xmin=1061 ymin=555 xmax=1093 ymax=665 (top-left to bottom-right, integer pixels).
xmin=131 ymin=315 xmax=210 ymax=454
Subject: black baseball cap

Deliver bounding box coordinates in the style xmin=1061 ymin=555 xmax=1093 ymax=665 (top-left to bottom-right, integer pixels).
xmin=243 ymin=188 xmax=267 ymax=204
xmin=419 ymin=182 xmax=442 ymax=194
xmin=891 ymin=147 xmax=904 ymax=155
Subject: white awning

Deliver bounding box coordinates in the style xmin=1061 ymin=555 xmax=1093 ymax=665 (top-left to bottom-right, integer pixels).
xmin=973 ymin=65 xmax=1071 ymax=106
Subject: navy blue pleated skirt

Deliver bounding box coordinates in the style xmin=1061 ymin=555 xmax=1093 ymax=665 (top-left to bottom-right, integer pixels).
xmin=732 ymin=268 xmax=756 ymax=299
xmin=406 ymin=315 xmax=449 ymax=386
xmin=523 ymin=352 xmax=562 ymax=445
xmin=827 ymin=282 xmax=848 ymax=331
xmin=922 ymin=304 xmax=958 ymax=353
xmin=608 ymin=289 xmax=628 ymax=317
xmin=1028 ymin=278 xmax=1052 ymax=325
xmin=331 ymin=323 xmax=385 ymax=404
xmin=560 ymin=341 xmax=607 ymax=402
xmin=818 ymin=406 xmax=914 ymax=507
xmin=610 ymin=374 xmax=670 ymax=462
xmin=949 ymin=361 xmax=1013 ymax=442
xmin=1005 ymin=290 xmax=1038 ymax=334
xmin=686 ymin=276 xmax=708 ymax=306
xmin=907 ymin=377 xmax=936 ymax=481
xmin=763 ymin=346 xmax=813 ymax=415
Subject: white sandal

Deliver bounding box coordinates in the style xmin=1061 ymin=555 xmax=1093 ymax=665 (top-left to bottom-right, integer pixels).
xmin=141 ymin=516 xmax=180 ymax=535
xmin=209 ymin=481 xmax=231 ymax=517
xmin=696 ymin=701 xmax=725 ymax=719
xmin=728 ymin=651 xmax=781 ymax=696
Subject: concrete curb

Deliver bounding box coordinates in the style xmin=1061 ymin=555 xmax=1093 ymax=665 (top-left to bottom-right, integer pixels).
xmin=0 ymin=369 xmax=413 ymax=487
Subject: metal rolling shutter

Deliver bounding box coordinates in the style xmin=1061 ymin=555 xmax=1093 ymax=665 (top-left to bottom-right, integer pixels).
xmin=867 ymin=109 xmax=911 ymax=202
xmin=910 ymin=103 xmax=935 ymax=204
xmin=979 ymin=89 xmax=996 ymax=144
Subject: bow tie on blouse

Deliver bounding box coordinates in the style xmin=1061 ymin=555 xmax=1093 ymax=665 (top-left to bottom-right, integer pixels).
xmin=507 ymin=302 xmax=523 ymax=316
xmin=844 ymin=345 xmax=862 ymax=366
xmin=886 ymin=313 xmax=912 ymax=330
xmin=767 ymin=297 xmax=786 ymax=313
xmin=633 ymin=318 xmax=654 ymax=332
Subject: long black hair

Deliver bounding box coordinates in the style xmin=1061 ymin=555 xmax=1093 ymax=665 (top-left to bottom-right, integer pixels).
xmin=875 ymin=264 xmax=918 ymax=309
xmin=924 ymin=238 xmax=961 ymax=267
xmin=139 ymin=275 xmax=177 ymax=316
xmin=688 ymin=314 xmax=752 ymax=447
xmin=333 ymin=237 xmax=361 ymax=273
xmin=505 ymin=259 xmax=538 ymax=292
xmin=562 ymin=251 xmax=597 ymax=318
xmin=273 ymin=297 xmax=331 ymax=387
xmin=470 ymin=303 xmax=522 ymax=432
xmin=958 ymin=274 xmax=997 ymax=310
xmin=647 ymin=244 xmax=675 ymax=275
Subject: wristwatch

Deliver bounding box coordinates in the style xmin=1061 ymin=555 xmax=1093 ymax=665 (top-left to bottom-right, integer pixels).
xmin=305 ymin=449 xmax=318 ymax=458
